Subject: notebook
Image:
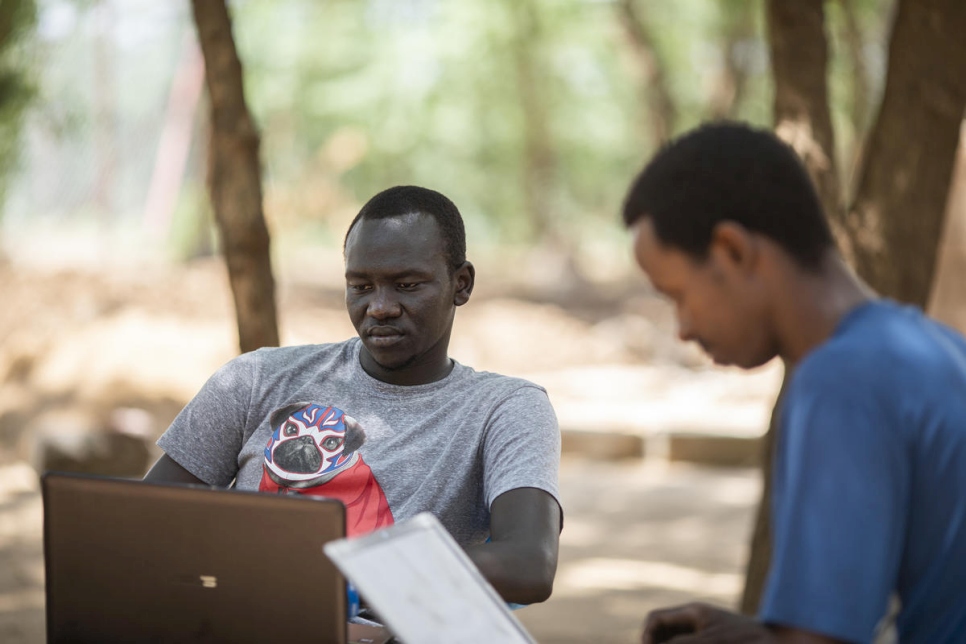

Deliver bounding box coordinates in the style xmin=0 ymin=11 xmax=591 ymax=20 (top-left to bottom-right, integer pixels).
xmin=42 ymin=471 xmax=391 ymax=644
xmin=325 ymin=512 xmax=536 ymax=644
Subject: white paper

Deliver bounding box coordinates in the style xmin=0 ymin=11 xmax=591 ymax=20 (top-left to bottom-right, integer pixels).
xmin=325 ymin=513 xmax=535 ymax=644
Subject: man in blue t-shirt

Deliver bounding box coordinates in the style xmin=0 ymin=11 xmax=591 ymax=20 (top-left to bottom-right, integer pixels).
xmin=622 ymin=122 xmax=966 ymax=644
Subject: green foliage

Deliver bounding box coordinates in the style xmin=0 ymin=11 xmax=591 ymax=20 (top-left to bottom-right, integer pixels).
xmin=167 ymin=181 xmax=216 ymax=263
xmin=0 ymin=0 xmax=37 ymax=214
xmin=226 ymin=0 xmax=791 ymax=250
xmin=7 ymin=0 xmax=892 ymax=261
xmin=229 ymin=0 xmax=648 ymax=246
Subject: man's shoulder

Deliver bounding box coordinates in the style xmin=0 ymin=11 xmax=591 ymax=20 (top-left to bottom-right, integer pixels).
xmin=797 ymin=301 xmax=966 ymax=389
xmin=249 ymin=338 xmax=357 ymax=364
xmin=454 ymin=363 xmax=548 ymax=397
xmin=784 ymin=301 xmax=966 ymax=446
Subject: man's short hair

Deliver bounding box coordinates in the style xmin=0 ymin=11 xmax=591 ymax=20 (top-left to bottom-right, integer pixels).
xmin=345 ymin=185 xmax=467 ymax=272
xmin=622 ymin=122 xmax=835 ymax=269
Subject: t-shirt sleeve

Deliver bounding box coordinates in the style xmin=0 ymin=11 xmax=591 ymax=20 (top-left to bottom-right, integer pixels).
xmin=481 ymin=385 xmax=561 ymax=512
xmin=759 ymin=357 xmax=907 ymax=643
xmin=156 ymin=351 xmax=259 ymax=486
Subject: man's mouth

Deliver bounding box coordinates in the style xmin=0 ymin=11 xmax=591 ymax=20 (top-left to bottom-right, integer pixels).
xmin=367 ymin=327 xmax=404 ymax=346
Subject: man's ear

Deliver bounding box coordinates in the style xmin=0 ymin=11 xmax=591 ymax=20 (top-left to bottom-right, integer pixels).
xmin=453 ymin=261 xmax=475 ymax=306
xmin=709 ymin=221 xmax=758 ymax=275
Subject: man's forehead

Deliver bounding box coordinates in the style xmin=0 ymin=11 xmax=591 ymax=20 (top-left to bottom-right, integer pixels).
xmin=631 ymin=218 xmax=692 ymax=286
xmin=344 ymin=212 xmax=446 ymax=273
xmin=346 ymin=212 xmax=439 ymax=248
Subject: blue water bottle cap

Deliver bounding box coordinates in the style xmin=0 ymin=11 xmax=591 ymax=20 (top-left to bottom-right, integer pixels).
xmin=346 ymin=582 xmax=360 ymax=619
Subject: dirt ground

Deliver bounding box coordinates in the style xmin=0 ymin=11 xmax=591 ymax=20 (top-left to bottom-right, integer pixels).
xmin=0 ymin=251 xmax=778 ymax=643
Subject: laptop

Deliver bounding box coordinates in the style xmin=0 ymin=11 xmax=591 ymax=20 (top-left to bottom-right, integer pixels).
xmin=325 ymin=513 xmax=536 ymax=644
xmin=42 ymin=472 xmax=392 ymax=644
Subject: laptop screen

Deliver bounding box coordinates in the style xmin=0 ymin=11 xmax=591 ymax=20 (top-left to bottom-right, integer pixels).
xmin=43 ymin=472 xmax=351 ymax=643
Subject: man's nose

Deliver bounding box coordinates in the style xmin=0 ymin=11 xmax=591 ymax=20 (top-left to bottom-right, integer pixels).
xmin=367 ymin=288 xmax=402 ymax=319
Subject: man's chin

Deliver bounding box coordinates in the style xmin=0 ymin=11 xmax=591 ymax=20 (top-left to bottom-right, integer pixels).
xmin=721 ymin=353 xmax=775 ymax=371
xmin=360 ymin=344 xmax=415 ymax=372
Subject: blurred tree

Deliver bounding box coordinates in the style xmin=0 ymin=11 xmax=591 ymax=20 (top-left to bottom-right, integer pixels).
xmin=768 ymin=0 xmax=842 ymax=236
xmin=0 ymin=0 xmax=36 ymax=220
xmin=616 ymin=0 xmax=676 ymax=146
xmin=229 ymin=0 xmax=654 ymax=251
xmin=509 ymin=0 xmax=560 ymax=244
xmin=845 ymin=0 xmax=966 ymax=305
xmin=743 ymin=0 xmax=966 ymax=615
xmin=191 ymin=0 xmax=279 ymax=353
xmin=91 ymin=0 xmax=115 ymax=222
xmin=707 ymin=0 xmax=757 ymax=120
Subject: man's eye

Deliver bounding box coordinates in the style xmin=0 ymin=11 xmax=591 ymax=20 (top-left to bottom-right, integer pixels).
xmin=397 ymin=282 xmax=419 ymax=290
xmin=348 ymin=284 xmax=371 ymax=292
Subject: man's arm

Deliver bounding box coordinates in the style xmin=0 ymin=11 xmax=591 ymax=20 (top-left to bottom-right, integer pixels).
xmin=641 ymin=603 xmax=849 ymax=644
xmin=464 ymin=487 xmax=561 ymax=605
xmin=143 ymin=454 xmax=208 ymax=486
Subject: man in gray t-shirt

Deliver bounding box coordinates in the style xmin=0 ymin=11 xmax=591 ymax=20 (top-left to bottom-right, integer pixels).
xmin=145 ymin=185 xmax=562 ymax=606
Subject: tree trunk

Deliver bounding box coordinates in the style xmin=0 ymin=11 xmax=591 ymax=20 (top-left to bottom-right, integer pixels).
xmin=617 ymin=0 xmax=677 ymax=146
xmin=767 ymin=0 xmax=844 ymax=247
xmin=844 ymin=0 xmax=966 ymax=308
xmin=190 ymin=0 xmax=279 ymax=353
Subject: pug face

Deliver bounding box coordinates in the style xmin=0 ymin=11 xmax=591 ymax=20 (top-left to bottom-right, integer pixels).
xmin=263 ymin=403 xmax=366 ymax=488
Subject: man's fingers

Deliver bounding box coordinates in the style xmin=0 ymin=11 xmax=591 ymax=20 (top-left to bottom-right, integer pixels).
xmin=642 ymin=604 xmax=706 ymax=644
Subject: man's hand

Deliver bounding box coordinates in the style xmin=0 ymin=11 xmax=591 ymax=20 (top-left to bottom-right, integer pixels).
xmin=642 ymin=603 xmax=771 ymax=644
xmin=642 ymin=603 xmax=848 ymax=644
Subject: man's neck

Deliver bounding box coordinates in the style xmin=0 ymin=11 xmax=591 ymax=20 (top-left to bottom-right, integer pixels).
xmin=358 ymin=347 xmax=455 ymax=387
xmin=774 ymin=252 xmax=877 ymax=366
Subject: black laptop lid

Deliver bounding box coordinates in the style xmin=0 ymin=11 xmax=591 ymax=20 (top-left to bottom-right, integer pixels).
xmin=42 ymin=472 xmax=348 ymax=644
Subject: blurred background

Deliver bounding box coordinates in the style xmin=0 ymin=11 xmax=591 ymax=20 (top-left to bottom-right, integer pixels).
xmin=0 ymin=0 xmax=964 ymax=642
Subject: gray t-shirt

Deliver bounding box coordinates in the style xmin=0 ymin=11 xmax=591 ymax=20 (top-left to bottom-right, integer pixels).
xmin=157 ymin=338 xmax=560 ymax=547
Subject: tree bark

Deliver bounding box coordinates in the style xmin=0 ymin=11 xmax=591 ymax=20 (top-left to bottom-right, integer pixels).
xmin=191 ymin=0 xmax=279 ymax=353
xmin=617 ymin=0 xmax=677 ymax=146
xmin=767 ymin=0 xmax=845 ymax=252
xmin=844 ymin=0 xmax=966 ymax=307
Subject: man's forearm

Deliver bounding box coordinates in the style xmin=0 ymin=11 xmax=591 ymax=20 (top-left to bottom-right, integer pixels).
xmin=465 ymin=539 xmax=557 ymax=605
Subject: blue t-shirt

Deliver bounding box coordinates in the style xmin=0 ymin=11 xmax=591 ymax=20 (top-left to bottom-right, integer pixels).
xmin=759 ymin=300 xmax=966 ymax=643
